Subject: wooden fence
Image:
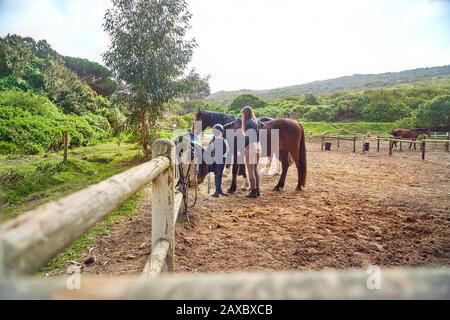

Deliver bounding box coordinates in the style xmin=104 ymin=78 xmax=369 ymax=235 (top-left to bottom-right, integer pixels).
xmin=0 ymin=138 xmax=449 ymax=299
xmin=0 ymin=139 xmax=182 ymax=277
xmin=316 ymin=134 xmax=450 ymax=160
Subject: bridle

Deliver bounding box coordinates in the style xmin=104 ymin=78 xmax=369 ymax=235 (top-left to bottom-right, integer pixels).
xmin=175 ymin=138 xmax=199 ymax=226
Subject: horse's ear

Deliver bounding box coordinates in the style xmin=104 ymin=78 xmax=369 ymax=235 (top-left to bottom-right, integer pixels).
xmin=197 ymin=107 xmax=202 ymax=114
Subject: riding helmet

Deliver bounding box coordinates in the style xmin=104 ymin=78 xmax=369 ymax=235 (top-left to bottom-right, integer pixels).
xmin=212 ymin=124 xmax=224 ymax=133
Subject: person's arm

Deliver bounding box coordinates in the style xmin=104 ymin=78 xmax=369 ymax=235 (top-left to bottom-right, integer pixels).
xmin=206 ymin=139 xmax=214 ymax=154
xmin=224 ymin=139 xmax=229 ymax=157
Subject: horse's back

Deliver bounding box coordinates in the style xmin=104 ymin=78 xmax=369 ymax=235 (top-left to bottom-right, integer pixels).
xmin=264 ymin=118 xmax=303 ymax=150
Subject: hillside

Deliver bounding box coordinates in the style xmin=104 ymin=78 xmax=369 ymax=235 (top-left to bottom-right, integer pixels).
xmin=206 ymin=65 xmax=450 ymax=105
xmin=0 ymin=34 xmax=125 ymax=155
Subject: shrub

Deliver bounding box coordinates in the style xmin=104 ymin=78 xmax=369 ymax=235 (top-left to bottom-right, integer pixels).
xmin=0 ymin=90 xmax=113 ymax=154
xmin=228 ymin=94 xmax=268 ymax=112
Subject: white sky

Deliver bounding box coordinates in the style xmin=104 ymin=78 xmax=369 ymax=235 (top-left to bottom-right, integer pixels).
xmin=1 ymin=0 xmax=449 ymax=92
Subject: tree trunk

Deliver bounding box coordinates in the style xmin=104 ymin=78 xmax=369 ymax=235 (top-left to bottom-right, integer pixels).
xmin=140 ymin=109 xmax=149 ymax=160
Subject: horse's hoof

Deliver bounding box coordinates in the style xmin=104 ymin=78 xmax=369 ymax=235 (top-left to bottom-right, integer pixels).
xmin=295 ymin=186 xmax=303 ymax=192
xmin=227 ymin=187 xmax=236 ymax=194
xmin=273 ymin=186 xmax=283 ymax=192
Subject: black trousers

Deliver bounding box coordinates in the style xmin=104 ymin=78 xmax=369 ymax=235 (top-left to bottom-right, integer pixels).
xmin=213 ymin=163 xmax=225 ymax=193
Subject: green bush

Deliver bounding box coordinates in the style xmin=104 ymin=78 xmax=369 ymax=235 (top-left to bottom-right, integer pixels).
xmin=304 ymin=105 xmax=338 ymax=121
xmin=0 ymin=90 xmax=113 ymax=154
xmin=415 ymin=95 xmax=450 ymax=127
xmin=228 ymin=94 xmax=268 ymax=112
xmin=362 ymin=100 xmax=412 ymax=122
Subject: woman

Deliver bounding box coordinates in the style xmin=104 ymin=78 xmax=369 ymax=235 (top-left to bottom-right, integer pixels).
xmin=241 ymin=106 xmax=262 ymax=198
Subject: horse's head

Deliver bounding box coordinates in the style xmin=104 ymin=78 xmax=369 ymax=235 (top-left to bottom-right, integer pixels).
xmin=197 ymin=159 xmax=209 ymax=185
xmin=192 ymin=108 xmax=205 ymax=134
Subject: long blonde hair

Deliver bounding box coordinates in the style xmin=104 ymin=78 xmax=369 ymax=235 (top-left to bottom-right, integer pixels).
xmin=241 ymin=106 xmax=256 ymax=131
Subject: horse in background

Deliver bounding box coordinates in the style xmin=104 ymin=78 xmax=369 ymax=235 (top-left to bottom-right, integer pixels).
xmin=392 ymin=128 xmax=431 ymax=150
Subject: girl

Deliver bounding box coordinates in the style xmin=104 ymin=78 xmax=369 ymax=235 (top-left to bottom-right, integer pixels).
xmin=241 ymin=106 xmax=262 ymax=198
xmin=206 ymin=124 xmax=229 ymax=197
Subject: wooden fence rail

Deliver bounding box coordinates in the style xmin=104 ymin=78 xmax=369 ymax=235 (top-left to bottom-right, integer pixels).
xmin=0 ymin=139 xmax=181 ymax=277
xmin=316 ymin=134 xmax=450 ymax=160
xmin=0 ymin=267 xmax=448 ymax=299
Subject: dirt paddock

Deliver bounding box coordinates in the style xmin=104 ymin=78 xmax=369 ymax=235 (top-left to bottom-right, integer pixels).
xmin=80 ymin=141 xmax=450 ymax=276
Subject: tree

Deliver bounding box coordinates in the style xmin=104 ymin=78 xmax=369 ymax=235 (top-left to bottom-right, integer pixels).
xmin=228 ymin=94 xmax=268 ymax=112
xmin=303 ymin=93 xmax=320 ymax=105
xmin=415 ymin=95 xmax=450 ymax=127
xmin=64 ymin=56 xmax=117 ymax=96
xmin=103 ymin=0 xmax=203 ymax=159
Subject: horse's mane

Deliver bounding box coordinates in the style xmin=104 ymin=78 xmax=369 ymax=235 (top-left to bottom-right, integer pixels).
xmin=201 ymin=110 xmax=238 ymax=128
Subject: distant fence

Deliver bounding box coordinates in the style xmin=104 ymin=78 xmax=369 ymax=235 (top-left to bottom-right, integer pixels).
xmin=307 ymin=134 xmax=450 ymax=160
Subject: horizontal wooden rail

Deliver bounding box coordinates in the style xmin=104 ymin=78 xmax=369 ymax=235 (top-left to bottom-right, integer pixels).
xmin=0 ymin=155 xmax=171 ymax=276
xmin=0 ymin=267 xmax=448 ymax=299
xmin=377 ymin=137 xmax=450 ymax=143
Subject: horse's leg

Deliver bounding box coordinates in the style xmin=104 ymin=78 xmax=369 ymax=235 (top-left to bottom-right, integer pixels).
xmin=273 ymin=152 xmax=289 ymax=192
xmin=227 ymin=163 xmax=238 ymax=194
xmin=267 ymin=154 xmax=280 ymax=176
xmin=223 ymin=164 xmax=232 ymax=178
xmin=259 ymin=156 xmax=270 ymax=175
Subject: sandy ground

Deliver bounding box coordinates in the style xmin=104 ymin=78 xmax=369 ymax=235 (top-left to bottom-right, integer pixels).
xmin=80 ymin=141 xmax=450 ymax=276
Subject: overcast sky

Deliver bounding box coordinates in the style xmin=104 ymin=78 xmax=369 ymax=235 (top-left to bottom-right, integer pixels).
xmin=1 ymin=0 xmax=449 ymax=92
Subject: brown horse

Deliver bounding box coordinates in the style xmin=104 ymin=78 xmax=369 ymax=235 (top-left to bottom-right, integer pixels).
xmin=264 ymin=119 xmax=307 ymax=191
xmin=196 ymin=118 xmax=307 ymax=192
xmin=392 ymin=128 xmax=431 ymax=149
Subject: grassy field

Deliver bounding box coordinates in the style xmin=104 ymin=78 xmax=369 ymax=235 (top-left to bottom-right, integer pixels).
xmin=302 ymin=122 xmax=395 ymax=136
xmin=0 ymin=141 xmax=145 ymax=274
xmin=0 ymin=141 xmax=141 ymax=220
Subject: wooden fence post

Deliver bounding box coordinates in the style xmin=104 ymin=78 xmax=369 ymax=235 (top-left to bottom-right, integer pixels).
xmin=353 ymin=136 xmax=356 ymax=153
xmin=445 ymin=141 xmax=449 ymax=152
xmin=63 ymin=131 xmax=69 ymax=163
xmin=321 ymin=136 xmax=325 ymax=151
xmin=337 ymin=136 xmax=340 ymax=149
xmin=151 ymin=139 xmax=176 ymax=273
xmin=399 ymin=141 xmax=403 ymax=152
xmin=389 ymin=140 xmax=393 ymax=156
xmin=377 ymin=138 xmax=380 ymax=152
xmin=421 ymin=141 xmax=426 ymax=160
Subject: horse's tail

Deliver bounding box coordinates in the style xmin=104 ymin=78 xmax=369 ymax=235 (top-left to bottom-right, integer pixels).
xmin=299 ymin=125 xmax=307 ymax=188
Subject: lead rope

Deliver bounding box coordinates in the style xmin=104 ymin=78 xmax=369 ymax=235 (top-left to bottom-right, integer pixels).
xmin=176 ymin=142 xmax=199 ymax=227
xmin=176 ymin=163 xmax=193 ymax=227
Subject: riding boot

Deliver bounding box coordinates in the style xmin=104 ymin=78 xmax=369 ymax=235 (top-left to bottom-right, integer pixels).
xmin=256 ymin=188 xmax=261 ymax=197
xmin=246 ymin=189 xmax=258 ymax=198
xmin=212 ymin=175 xmax=222 ymax=197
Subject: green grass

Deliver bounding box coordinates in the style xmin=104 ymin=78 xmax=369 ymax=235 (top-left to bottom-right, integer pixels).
xmin=39 ymin=191 xmax=143 ymax=275
xmin=0 ymin=141 xmax=141 ymax=220
xmin=302 ymin=121 xmax=395 ymax=136
xmin=0 ymin=140 xmax=146 ymax=274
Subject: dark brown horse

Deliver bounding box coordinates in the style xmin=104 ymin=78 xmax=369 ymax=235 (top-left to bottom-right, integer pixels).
xmin=392 ymin=128 xmax=431 ymax=149
xmin=193 ymin=109 xmax=273 ymax=193
xmin=197 ymin=118 xmax=307 ymax=192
